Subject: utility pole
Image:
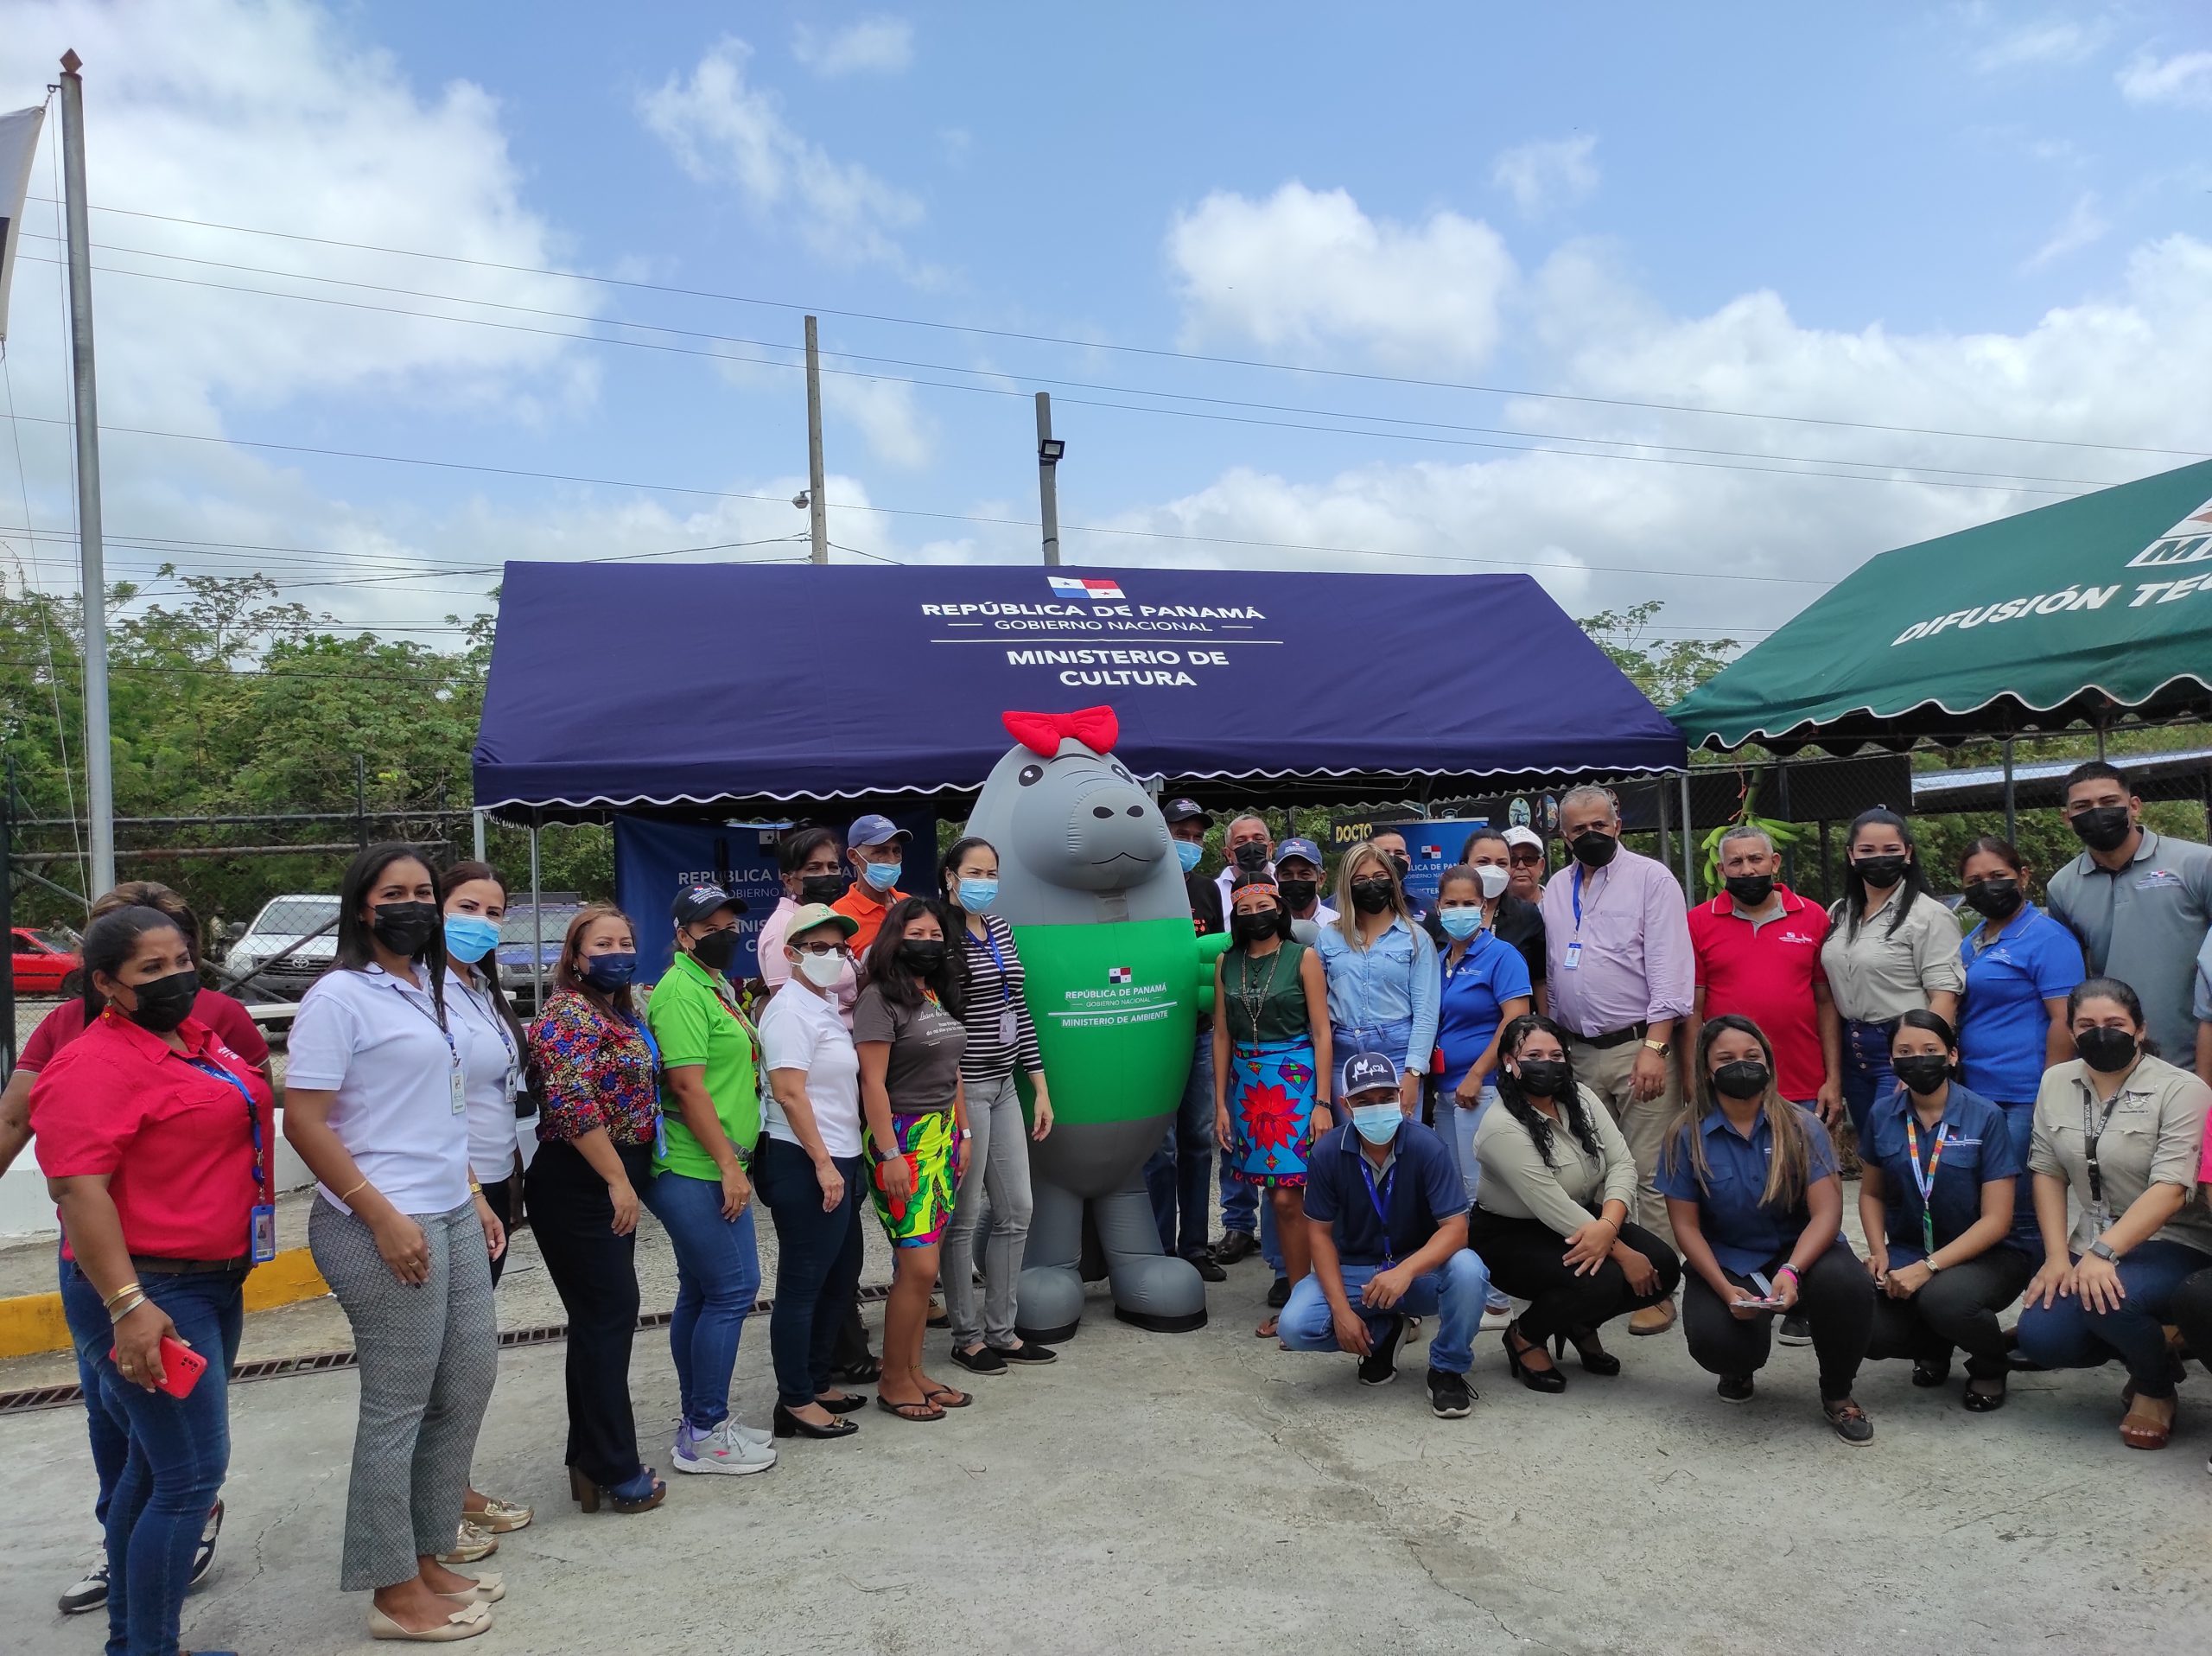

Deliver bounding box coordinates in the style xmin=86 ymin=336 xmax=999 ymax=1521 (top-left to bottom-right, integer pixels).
xmin=804 ymin=315 xmax=828 ymax=564
xmin=1035 ymin=392 xmax=1063 ymax=566
xmin=57 ymin=51 xmax=113 ymax=895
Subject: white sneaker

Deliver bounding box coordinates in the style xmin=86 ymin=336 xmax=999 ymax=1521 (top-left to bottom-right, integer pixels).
xmin=672 ymin=1418 xmax=777 ymax=1475
xmin=672 ymin=1414 xmax=772 ymax=1449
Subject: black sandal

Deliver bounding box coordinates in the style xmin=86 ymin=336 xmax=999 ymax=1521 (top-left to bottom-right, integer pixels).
xmin=921 ymin=1385 xmax=973 ymax=1410
xmin=1553 ymin=1327 xmax=1621 ymax=1377
xmin=830 ymin=1355 xmax=883 ymax=1385
xmin=875 ymin=1395 xmax=944 ymax=1423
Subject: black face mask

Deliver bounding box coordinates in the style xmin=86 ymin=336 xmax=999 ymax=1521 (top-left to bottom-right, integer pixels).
xmin=1961 ymin=876 xmax=2023 ymax=921
xmin=1852 ymin=853 xmax=1910 ymax=888
xmin=688 ymin=928 xmax=741 ymax=973
xmin=798 ymin=873 xmax=849 ymax=906
xmin=1349 ymin=878 xmax=1394 ymax=914
xmin=1232 ymin=841 xmax=1269 ymax=871
xmin=1275 ymin=878 xmax=1318 ymax=912
xmin=1712 ymin=1060 xmax=1770 ymax=1100
xmin=1891 ymin=1054 xmax=1951 ymax=1096
xmin=123 ymin=967 xmax=200 ymax=1034
xmin=897 ymin=939 xmax=948 ymax=977
xmin=1568 ymin=830 xmax=1618 ymax=869
xmin=2068 ymin=806 xmax=2133 ymax=854
xmin=2075 ymin=1026 xmax=2138 ymax=1074
xmin=1230 ymin=911 xmax=1279 ymax=946
xmin=1385 ymin=851 xmax=1411 ymax=877
xmin=1512 ymin=1058 xmax=1570 ymax=1098
xmin=369 ymin=900 xmax=440 ymax=957
xmin=1724 ymin=873 xmax=1774 ymax=908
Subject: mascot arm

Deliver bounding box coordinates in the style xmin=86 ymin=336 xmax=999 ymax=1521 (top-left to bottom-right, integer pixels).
xmin=1196 ymin=931 xmax=1230 ymax=1013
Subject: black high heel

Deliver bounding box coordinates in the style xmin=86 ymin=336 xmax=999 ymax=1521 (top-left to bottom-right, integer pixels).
xmin=1503 ymin=1321 xmax=1566 ymax=1393
xmin=774 ymin=1402 xmax=859 ymax=1440
xmin=1554 ymin=1326 xmax=1622 ymax=1377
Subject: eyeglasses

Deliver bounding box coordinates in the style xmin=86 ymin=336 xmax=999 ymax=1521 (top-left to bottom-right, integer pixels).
xmin=792 ymin=942 xmax=853 ymax=959
xmin=1509 ymin=850 xmax=1544 ymax=864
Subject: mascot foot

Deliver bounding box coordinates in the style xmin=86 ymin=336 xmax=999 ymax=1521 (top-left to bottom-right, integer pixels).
xmin=1109 ymin=1252 xmax=1209 ymax=1334
xmin=1014 ymin=1263 xmax=1085 ymax=1346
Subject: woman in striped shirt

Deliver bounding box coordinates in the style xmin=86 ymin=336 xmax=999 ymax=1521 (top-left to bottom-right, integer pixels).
xmin=938 ymin=838 xmax=1058 ymax=1375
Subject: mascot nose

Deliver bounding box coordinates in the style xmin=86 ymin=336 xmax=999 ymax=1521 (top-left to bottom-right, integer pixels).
xmin=1072 ymin=783 xmax=1165 ymax=865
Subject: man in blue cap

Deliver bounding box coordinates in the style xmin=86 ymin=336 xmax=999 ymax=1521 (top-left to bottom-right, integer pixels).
xmin=1277 ymin=1051 xmax=1489 ymax=1418
xmin=831 ymin=813 xmax=910 ymax=962
xmin=1273 ymin=837 xmax=1338 ymax=928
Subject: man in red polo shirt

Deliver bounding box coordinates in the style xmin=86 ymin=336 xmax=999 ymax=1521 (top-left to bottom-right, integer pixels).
xmin=1683 ymin=825 xmax=1842 ymax=1123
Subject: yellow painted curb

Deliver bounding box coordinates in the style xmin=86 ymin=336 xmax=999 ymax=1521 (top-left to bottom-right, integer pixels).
xmin=0 ymin=1247 xmax=331 ymax=1360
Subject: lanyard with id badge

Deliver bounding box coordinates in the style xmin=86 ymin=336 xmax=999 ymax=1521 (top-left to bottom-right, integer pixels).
xmin=389 ymin=979 xmax=467 ymax=1120
xmin=2081 ymin=1084 xmax=2126 ymax=1238
xmin=980 ymin=923 xmax=1020 ymax=1047
xmin=1359 ymin=1153 xmax=1399 ymax=1266
xmin=632 ymin=1016 xmax=667 ymax=1162
xmin=1904 ymin=1117 xmax=1951 ymax=1255
xmin=185 ymin=1057 xmax=276 ymax=1263
xmin=1562 ymin=864 xmax=1608 ymax=972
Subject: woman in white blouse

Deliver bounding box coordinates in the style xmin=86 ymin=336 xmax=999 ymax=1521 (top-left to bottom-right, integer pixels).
xmin=1470 ymin=1015 xmax=1681 ymax=1392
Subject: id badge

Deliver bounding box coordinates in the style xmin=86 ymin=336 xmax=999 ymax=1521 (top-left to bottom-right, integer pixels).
xmin=2088 ymin=1201 xmax=2113 ymax=1238
xmin=449 ymin=1067 xmax=468 ymax=1117
xmin=251 ymin=1203 xmax=277 ymax=1264
xmin=998 ymin=1010 xmax=1018 ymax=1045
xmin=1563 ymin=940 xmax=1582 ymax=971
xmin=654 ymin=1112 xmax=669 ymax=1162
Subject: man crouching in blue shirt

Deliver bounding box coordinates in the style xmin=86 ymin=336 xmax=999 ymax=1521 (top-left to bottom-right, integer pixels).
xmin=1279 ymin=1051 xmax=1490 ymax=1417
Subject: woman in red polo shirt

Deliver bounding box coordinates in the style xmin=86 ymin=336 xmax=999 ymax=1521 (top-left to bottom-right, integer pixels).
xmin=34 ymin=903 xmax=276 ymax=1656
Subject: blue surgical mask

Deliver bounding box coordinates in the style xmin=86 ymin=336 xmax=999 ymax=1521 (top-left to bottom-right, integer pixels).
xmin=863 ymin=859 xmax=901 ymax=892
xmin=443 ymin=914 xmax=500 ymax=964
xmin=958 ymin=878 xmax=999 ymax=912
xmin=582 ymin=952 xmax=638 ymax=990
xmin=1174 ymin=840 xmax=1205 ymax=874
xmin=1351 ymin=1103 xmax=1402 ymax=1145
xmin=1437 ymin=908 xmax=1484 ymax=940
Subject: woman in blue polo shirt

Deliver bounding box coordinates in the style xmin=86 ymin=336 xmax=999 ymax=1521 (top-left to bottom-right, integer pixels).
xmin=1857 ymin=1011 xmax=2036 ymax=1411
xmin=1433 ymin=864 xmax=1533 ymax=1198
xmin=1953 ymin=838 xmax=2084 ymax=1209
xmin=1658 ymin=1014 xmax=1875 ymax=1444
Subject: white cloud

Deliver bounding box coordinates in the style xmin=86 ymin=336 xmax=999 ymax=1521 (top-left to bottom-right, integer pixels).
xmin=2118 ymin=49 xmax=2212 ymax=108
xmin=2022 ymin=191 xmax=2110 ymax=268
xmin=791 ymin=16 xmax=914 ymax=77
xmin=1974 ymin=17 xmax=2108 ymax=73
xmin=640 ymin=36 xmax=921 ymax=267
xmin=822 ymin=373 xmax=933 ymax=468
xmin=1490 ymin=134 xmax=1600 ymax=214
xmin=1166 ymin=182 xmax=1516 ymax=369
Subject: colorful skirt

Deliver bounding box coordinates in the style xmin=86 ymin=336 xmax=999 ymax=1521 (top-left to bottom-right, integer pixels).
xmin=865 ymin=1110 xmax=957 ymax=1248
xmin=1225 ymin=1035 xmax=1320 ymax=1188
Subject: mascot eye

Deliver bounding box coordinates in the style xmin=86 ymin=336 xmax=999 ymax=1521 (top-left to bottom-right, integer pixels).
xmin=1110 ymin=765 xmax=1131 ymax=780
xmin=1018 ymin=765 xmax=1044 ymax=787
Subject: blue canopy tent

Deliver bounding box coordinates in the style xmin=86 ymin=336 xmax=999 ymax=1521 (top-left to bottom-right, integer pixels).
xmin=473 ymin=562 xmax=1688 ymax=816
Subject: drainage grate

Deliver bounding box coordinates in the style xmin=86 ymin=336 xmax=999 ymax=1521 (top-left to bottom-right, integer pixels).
xmin=0 ymin=1281 xmax=893 ymax=1415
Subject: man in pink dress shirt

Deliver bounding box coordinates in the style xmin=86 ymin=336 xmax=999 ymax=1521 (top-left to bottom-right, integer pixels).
xmin=1540 ymin=786 xmax=1695 ymax=1334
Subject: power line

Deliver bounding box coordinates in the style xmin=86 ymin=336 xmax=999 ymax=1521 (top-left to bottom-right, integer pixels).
xmin=12 ymin=232 xmax=2135 ymax=492
xmin=33 ymin=196 xmax=2207 ymax=461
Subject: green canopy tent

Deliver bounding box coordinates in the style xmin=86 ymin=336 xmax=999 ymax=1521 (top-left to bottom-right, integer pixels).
xmin=1669 ymin=457 xmax=2212 ymax=755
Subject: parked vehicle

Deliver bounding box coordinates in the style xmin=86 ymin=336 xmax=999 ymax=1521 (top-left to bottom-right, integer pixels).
xmin=223 ymin=893 xmax=341 ymax=1000
xmin=10 ymin=926 xmax=80 ymax=997
xmin=496 ymin=895 xmax=580 ymax=1014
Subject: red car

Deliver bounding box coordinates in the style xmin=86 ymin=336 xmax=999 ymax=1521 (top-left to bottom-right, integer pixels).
xmin=10 ymin=927 xmax=80 ymax=996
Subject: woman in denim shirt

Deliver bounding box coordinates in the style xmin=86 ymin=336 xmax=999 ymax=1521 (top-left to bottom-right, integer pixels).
xmin=1313 ymin=841 xmax=1439 ymax=1116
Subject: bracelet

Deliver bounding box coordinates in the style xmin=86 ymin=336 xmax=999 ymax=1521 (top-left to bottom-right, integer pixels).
xmin=1776 ymin=1264 xmax=1802 ymax=1283
xmin=101 ymin=1281 xmax=145 ymax=1313
xmin=336 ymin=1179 xmax=371 ymax=1205
xmin=107 ymin=1289 xmax=149 ymax=1324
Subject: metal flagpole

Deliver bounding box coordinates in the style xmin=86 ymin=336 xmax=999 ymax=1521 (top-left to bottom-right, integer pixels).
xmin=56 ymin=51 xmax=112 ymax=895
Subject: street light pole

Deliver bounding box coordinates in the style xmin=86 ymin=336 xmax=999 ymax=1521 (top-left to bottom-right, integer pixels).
xmin=1035 ymin=392 xmax=1062 ymax=566
xmin=804 ymin=315 xmax=828 ymax=564
xmin=57 ymin=50 xmax=113 ymax=897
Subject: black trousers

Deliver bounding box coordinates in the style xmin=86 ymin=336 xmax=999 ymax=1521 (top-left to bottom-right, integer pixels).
xmin=1468 ymin=1210 xmax=1681 ymax=1342
xmin=524 ymin=1137 xmax=650 ymax=1487
xmin=1866 ymin=1247 xmax=2036 ymax=1379
xmin=2173 ymin=1266 xmax=2212 ymax=1374
xmin=478 ymin=1170 xmax=520 ymax=1288
xmin=1682 ymin=1239 xmax=1872 ymax=1400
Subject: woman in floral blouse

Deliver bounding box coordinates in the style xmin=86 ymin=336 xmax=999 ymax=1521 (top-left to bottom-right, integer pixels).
xmin=523 ymin=904 xmax=666 ymax=1514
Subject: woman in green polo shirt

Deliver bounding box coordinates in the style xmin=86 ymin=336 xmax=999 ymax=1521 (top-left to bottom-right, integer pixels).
xmin=641 ymin=884 xmax=777 ymax=1478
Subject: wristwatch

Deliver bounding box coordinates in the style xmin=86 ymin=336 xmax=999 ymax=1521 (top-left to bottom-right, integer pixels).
xmin=2088 ymin=1238 xmax=2120 ymax=1263
xmin=1642 ymin=1037 xmax=1673 ymax=1057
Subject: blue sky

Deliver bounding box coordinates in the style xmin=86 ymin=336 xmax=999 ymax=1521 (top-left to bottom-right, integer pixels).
xmin=0 ymin=1 xmax=2208 ymax=654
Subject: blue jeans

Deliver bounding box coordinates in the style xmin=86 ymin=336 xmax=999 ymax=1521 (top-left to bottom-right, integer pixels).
xmin=642 ymin=1171 xmax=761 ymax=1430
xmin=754 ymin=1139 xmax=865 ymax=1409
xmin=1443 ymin=1085 xmax=1499 ymax=1206
xmin=1840 ymin=1021 xmax=1895 ymax=1144
xmin=2015 ymin=1238 xmax=2212 ymax=1396
xmin=1278 ymin=1249 xmax=1491 ymax=1375
xmin=64 ymin=1244 xmax=130 ymax=1527
xmin=60 ymin=1262 xmax=242 ymax=1656
xmin=1147 ymin=1036 xmax=1217 ymax=1258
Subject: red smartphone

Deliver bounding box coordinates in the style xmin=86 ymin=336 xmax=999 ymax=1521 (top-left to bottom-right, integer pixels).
xmin=108 ymin=1336 xmax=208 ymax=1398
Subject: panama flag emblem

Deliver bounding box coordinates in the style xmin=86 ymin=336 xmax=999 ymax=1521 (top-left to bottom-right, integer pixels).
xmin=1107 ymin=965 xmax=1133 ymax=985
xmin=1049 ymin=575 xmax=1124 ymax=602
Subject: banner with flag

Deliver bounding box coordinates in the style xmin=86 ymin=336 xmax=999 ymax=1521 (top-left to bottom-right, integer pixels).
xmin=0 ymin=104 xmax=44 ymax=345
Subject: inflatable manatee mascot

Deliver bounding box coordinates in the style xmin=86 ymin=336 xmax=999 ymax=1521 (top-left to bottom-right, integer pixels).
xmin=968 ymin=705 xmax=1216 ymax=1341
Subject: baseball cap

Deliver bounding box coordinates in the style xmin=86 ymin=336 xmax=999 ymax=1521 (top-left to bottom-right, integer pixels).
xmin=671 ymin=882 xmax=747 ymax=925
xmin=1274 ymin=836 xmax=1324 ymax=869
xmin=1161 ymin=797 xmax=1210 ymax=826
xmin=1502 ymin=825 xmax=1544 ymax=852
xmin=784 ymin=901 xmax=859 ymax=942
xmin=1339 ymin=1050 xmax=1402 ymax=1098
xmin=847 ymin=813 xmax=910 ymax=850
